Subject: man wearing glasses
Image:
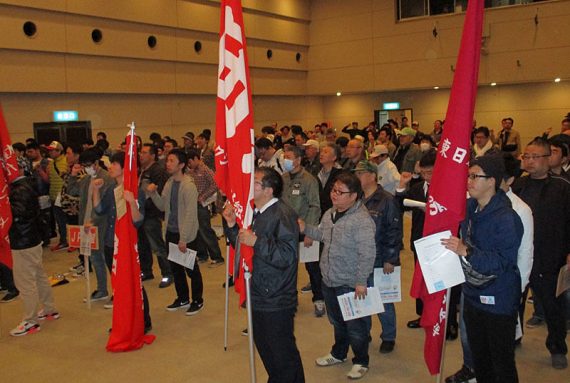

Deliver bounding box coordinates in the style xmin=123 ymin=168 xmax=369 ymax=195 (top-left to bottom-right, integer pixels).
xmin=513 ymin=137 xmax=570 ymax=370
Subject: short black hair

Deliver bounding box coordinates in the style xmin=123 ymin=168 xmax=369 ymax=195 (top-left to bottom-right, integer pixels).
xmin=261 ymin=126 xmax=275 ymax=135
xmin=95 ymin=139 xmax=109 ymax=151
xmin=79 ymin=148 xmax=101 ymax=165
xmin=26 ymin=142 xmax=40 ymax=151
xmin=502 ymin=153 xmax=523 ymax=180
xmin=256 ymin=167 xmax=283 ymax=198
xmin=527 ymin=136 xmax=551 ymax=154
xmin=67 ymin=142 xmax=83 ymax=155
xmin=197 ymin=133 xmax=208 ymax=141
xmin=13 ymin=142 xmax=25 ymax=152
xmin=110 ymin=151 xmax=126 ymax=169
xmin=291 ymin=125 xmax=303 ymax=135
xmin=96 ymin=132 xmax=107 ymax=140
xmin=419 ymin=149 xmax=437 ymax=168
xmin=255 ymin=137 xmax=273 ymax=149
xmin=165 ymin=138 xmax=178 ymax=148
xmin=142 ymin=143 xmax=158 ymax=158
xmin=201 ymin=129 xmax=212 ymax=141
xmin=186 ymin=148 xmax=201 ymax=160
xmin=168 ymin=149 xmax=188 ymax=172
xmin=335 ymin=136 xmax=349 ymax=148
xmin=284 ymin=145 xmax=303 ymax=159
xmin=549 ymin=135 xmax=570 ymax=157
xmin=149 ymin=132 xmax=161 ymax=142
xmin=334 ymin=170 xmax=363 ymax=200
xmin=379 ymin=126 xmax=392 ymax=139
xmin=474 ymin=126 xmax=490 ymax=137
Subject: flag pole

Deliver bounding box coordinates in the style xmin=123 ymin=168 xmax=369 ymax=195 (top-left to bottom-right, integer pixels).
xmin=85 ymin=254 xmax=91 ymax=309
xmin=243 ymin=258 xmax=257 ymax=383
xmin=435 ymin=288 xmax=452 ymax=383
xmin=223 ymin=242 xmax=230 ymax=351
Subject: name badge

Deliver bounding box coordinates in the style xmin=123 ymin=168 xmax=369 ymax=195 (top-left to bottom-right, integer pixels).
xmin=292 ymin=189 xmax=300 ymax=196
xmin=480 ymin=295 xmax=495 ymax=305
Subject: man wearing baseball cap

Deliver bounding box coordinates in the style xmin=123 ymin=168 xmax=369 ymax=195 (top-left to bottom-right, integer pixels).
xmin=302 ymin=139 xmax=322 ymax=178
xmin=369 ymin=145 xmax=400 ymax=195
xmin=393 ymin=127 xmax=422 ymax=174
xmin=46 ymin=141 xmax=68 ymax=251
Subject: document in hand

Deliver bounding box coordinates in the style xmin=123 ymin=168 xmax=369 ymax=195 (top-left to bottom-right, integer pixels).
xmin=337 ymin=287 xmax=384 ymax=321
xmin=299 ymin=241 xmax=319 ymax=263
xmin=556 ymin=264 xmax=570 ymax=297
xmin=374 ymin=266 xmax=401 ymax=303
xmin=168 ymin=242 xmax=197 ymax=270
xmin=414 ymin=230 xmax=465 ymax=294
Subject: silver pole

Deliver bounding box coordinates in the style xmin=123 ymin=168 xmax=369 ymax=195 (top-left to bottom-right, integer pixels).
xmin=243 ymin=259 xmax=256 ymax=383
xmin=224 ymin=243 xmax=230 ymax=351
xmin=436 ymin=288 xmax=452 ymax=383
xmin=85 ymin=254 xmax=91 ymax=310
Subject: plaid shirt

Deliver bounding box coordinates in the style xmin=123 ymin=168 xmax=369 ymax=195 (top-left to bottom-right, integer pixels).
xmin=187 ymin=161 xmax=218 ymax=204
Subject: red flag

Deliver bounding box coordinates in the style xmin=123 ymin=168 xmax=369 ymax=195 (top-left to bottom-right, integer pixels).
xmin=215 ymin=0 xmax=255 ymax=306
xmin=107 ymin=125 xmax=155 ymax=351
xmin=0 ymin=105 xmax=19 ymax=269
xmin=410 ymin=0 xmax=485 ymax=375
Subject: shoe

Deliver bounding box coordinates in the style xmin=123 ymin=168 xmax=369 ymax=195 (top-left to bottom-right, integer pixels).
xmin=300 ymin=282 xmax=312 ymax=294
xmin=379 ymin=340 xmax=395 ymax=354
xmin=103 ymin=296 xmax=114 ymax=309
xmin=83 ymin=291 xmax=109 ymax=302
xmin=69 ymin=263 xmax=84 ymax=272
xmin=72 ymin=265 xmax=85 ymax=277
xmin=222 ymin=276 xmax=234 ymax=288
xmin=144 ymin=325 xmax=152 ymax=334
xmin=445 ymin=365 xmax=476 ymax=383
xmin=552 ymin=354 xmax=568 ymax=369
xmin=315 ymin=353 xmax=346 ymax=367
xmin=166 ymin=298 xmax=190 ymax=311
xmin=407 ymin=318 xmax=421 ymax=328
xmin=241 ymin=328 xmax=248 ymax=336
xmin=158 ymin=277 xmax=173 ymax=288
xmin=38 ymin=310 xmax=60 ymax=321
xmin=186 ymin=301 xmax=204 ymax=316
xmin=141 ymin=274 xmax=154 ymax=282
xmin=347 ymin=364 xmax=368 ymax=380
xmin=1 ymin=291 xmax=19 ymax=303
xmin=446 ymin=324 xmax=458 ymax=340
xmin=67 ymin=247 xmax=77 ymax=253
xmin=10 ymin=320 xmax=41 ymax=336
xmin=314 ymin=300 xmax=326 ymax=317
xmin=209 ymin=259 xmax=224 ymax=268
xmin=525 ymin=316 xmax=544 ymax=328
xmin=50 ymin=243 xmax=69 ymax=252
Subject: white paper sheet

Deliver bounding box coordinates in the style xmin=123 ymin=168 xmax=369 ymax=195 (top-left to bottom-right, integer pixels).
xmin=80 ymin=230 xmax=92 ymax=257
xmin=337 ymin=287 xmax=384 ymax=321
xmin=299 ymin=241 xmax=319 ymax=263
xmin=167 ymin=242 xmax=197 ymax=270
xmin=374 ymin=266 xmax=401 ymax=303
xmin=414 ymin=230 xmax=465 ymax=294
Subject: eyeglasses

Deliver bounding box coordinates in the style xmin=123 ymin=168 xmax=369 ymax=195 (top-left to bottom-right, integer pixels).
xmin=331 ymin=188 xmax=352 ymax=196
xmin=521 ymin=154 xmax=550 ymax=161
xmin=468 ymin=174 xmax=492 ymax=180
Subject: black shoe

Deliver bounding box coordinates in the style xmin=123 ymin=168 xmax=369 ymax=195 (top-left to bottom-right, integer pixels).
xmin=446 ymin=324 xmax=458 ymax=341
xmin=222 ymin=276 xmax=234 ymax=288
xmin=445 ymin=365 xmax=476 ymax=383
xmin=241 ymin=328 xmax=248 ymax=336
xmin=141 ymin=274 xmax=155 ymax=282
xmin=379 ymin=341 xmax=395 ymax=354
xmin=144 ymin=325 xmax=152 ymax=334
xmin=407 ymin=318 xmax=421 ymax=328
xmin=158 ymin=277 xmax=173 ymax=288
xmin=166 ymin=298 xmax=190 ymax=311
xmin=1 ymin=291 xmax=19 ymax=303
xmin=186 ymin=301 xmax=204 ymax=316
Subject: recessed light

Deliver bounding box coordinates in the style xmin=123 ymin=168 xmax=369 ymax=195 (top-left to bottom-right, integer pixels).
xmin=433 ymin=86 xmax=439 ymax=90
xmin=554 ymin=78 xmax=561 ymax=83
xmin=336 ymin=92 xmax=342 ymax=96
xmin=490 ymin=82 xmax=497 ymax=86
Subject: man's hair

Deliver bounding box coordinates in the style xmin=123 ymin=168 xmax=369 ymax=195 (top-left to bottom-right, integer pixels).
xmin=334 ymin=170 xmax=363 ymax=199
xmin=255 ymin=137 xmax=273 ymax=149
xmin=322 ymin=142 xmax=340 ymax=160
xmin=291 ymin=125 xmax=303 ymax=135
xmin=168 ymin=149 xmax=188 ymax=172
xmin=474 ymin=126 xmax=490 ymax=138
xmin=284 ymin=145 xmax=303 ymax=159
xmin=320 ymin=122 xmax=328 ymax=128
xmin=197 ymin=133 xmax=209 ymax=141
xmin=149 ymin=132 xmax=161 ymax=142
xmin=502 ymin=117 xmax=514 ymax=124
xmin=110 ymin=151 xmax=126 ymax=169
xmin=67 ymin=142 xmax=83 ymax=155
xmin=165 ymin=138 xmax=178 ymax=148
xmin=95 ymin=139 xmax=109 ymax=151
xmin=335 ymin=136 xmax=349 ymax=148
xmin=96 ymin=132 xmax=107 ymax=140
xmin=294 ymin=132 xmax=308 ymax=141
xmin=26 ymin=142 xmax=40 ymax=151
xmin=261 ymin=126 xmax=275 ymax=135
xmin=379 ymin=126 xmax=392 ymax=138
xmin=527 ymin=137 xmax=551 ymax=154
xmin=503 ymin=153 xmax=523 ymax=180
xmin=201 ymin=129 xmax=212 ymax=141
xmin=13 ymin=142 xmax=26 ymax=152
xmin=142 ymin=143 xmax=158 ymax=158
xmin=186 ymin=148 xmax=201 ymax=160
xmin=549 ymin=136 xmax=570 ymax=157
xmin=419 ymin=149 xmax=437 ymax=168
xmin=256 ymin=167 xmax=283 ymax=198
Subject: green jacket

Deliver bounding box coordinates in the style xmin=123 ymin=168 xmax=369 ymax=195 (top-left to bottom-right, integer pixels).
xmin=282 ymin=168 xmax=320 ymax=226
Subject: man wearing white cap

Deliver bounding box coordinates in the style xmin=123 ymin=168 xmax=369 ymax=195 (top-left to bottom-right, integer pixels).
xmin=370 ymin=145 xmax=401 ymax=195
xmin=302 ymin=139 xmax=322 ymax=178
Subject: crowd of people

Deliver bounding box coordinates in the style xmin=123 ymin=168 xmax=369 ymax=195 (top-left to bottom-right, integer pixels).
xmin=1 ymin=114 xmax=569 ymax=382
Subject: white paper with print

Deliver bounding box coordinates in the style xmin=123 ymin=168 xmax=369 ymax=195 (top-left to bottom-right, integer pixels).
xmin=374 ymin=266 xmax=401 ymax=303
xmin=168 ymin=242 xmax=197 ymax=270
xmin=337 ymin=287 xmax=384 ymax=321
xmin=299 ymin=241 xmax=319 ymax=263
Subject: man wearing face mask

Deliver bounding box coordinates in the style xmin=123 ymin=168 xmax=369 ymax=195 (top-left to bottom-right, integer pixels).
xmin=281 ymin=146 xmax=323 ymax=316
xmin=67 ymin=149 xmax=115 ymax=302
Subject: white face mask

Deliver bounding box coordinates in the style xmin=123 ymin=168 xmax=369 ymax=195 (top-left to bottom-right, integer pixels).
xmin=283 ymin=159 xmax=295 ymax=172
xmin=84 ymin=165 xmax=96 ymax=177
xmin=420 ymin=143 xmax=432 ymax=152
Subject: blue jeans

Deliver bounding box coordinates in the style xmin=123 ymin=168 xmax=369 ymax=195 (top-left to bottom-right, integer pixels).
xmin=52 ymin=206 xmax=68 ymax=245
xmin=377 ymin=303 xmax=396 ymax=342
xmin=90 ymin=248 xmax=108 ymax=295
xmin=322 ymin=283 xmax=371 ymax=366
xmin=459 ymin=293 xmax=474 ymax=369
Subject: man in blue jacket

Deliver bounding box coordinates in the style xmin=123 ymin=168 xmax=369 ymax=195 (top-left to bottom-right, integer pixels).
xmin=443 ymin=155 xmax=523 ymax=383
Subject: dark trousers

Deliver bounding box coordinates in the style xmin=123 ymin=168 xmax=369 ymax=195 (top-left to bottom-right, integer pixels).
xmin=196 ymin=205 xmax=223 ymax=262
xmin=305 ymin=261 xmax=323 ymax=302
xmin=530 ymin=273 xmax=568 ymax=355
xmin=464 ymin=302 xmax=518 ymax=383
xmin=0 ymin=262 xmax=18 ymax=293
xmin=252 ymin=309 xmax=305 ymax=383
xmin=322 ymin=283 xmax=371 ymax=366
xmin=138 ymin=225 xmax=153 ymax=277
xmin=52 ymin=205 xmax=68 ymax=245
xmin=165 ymin=231 xmax=203 ymax=303
xmin=39 ymin=207 xmax=52 ymax=244
xmin=140 ymin=216 xmax=172 ymax=278
xmin=412 ymin=250 xmax=423 ymax=316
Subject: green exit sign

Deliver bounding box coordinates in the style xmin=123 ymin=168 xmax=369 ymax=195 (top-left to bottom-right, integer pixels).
xmin=383 ymin=102 xmax=400 ymax=110
xmin=53 ymin=110 xmax=78 ymax=122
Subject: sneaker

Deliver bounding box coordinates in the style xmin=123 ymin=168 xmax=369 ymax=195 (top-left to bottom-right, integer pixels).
xmin=10 ymin=321 xmax=41 ymax=337
xmin=1 ymin=291 xmax=19 ymax=303
xmin=552 ymin=354 xmax=568 ymax=369
xmin=445 ymin=365 xmax=476 ymax=383
xmin=315 ymin=353 xmax=346 ymax=367
xmin=166 ymin=298 xmax=190 ymax=311
xmin=300 ymin=282 xmax=312 ymax=294
xmin=103 ymin=296 xmax=114 ymax=309
xmin=186 ymin=301 xmax=204 ymax=316
xmin=69 ymin=263 xmax=84 ymax=272
xmin=222 ymin=276 xmax=234 ymax=288
xmin=525 ymin=316 xmax=544 ymax=328
xmin=50 ymin=243 xmax=69 ymax=252
xmin=314 ymin=300 xmax=326 ymax=317
xmin=347 ymin=364 xmax=368 ymax=380
xmin=83 ymin=290 xmax=109 ymax=302
xmin=379 ymin=340 xmax=395 ymax=354
xmin=407 ymin=318 xmax=421 ymax=328
xmin=72 ymin=265 xmax=85 ymax=277
xmin=241 ymin=328 xmax=248 ymax=336
xmin=38 ymin=310 xmax=60 ymax=321
xmin=158 ymin=277 xmax=173 ymax=288
xmin=209 ymin=259 xmax=224 ymax=268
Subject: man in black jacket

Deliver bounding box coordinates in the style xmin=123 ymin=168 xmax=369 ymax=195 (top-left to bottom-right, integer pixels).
xmin=9 ymin=166 xmax=59 ymax=336
xmin=223 ymin=167 xmax=305 ymax=383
